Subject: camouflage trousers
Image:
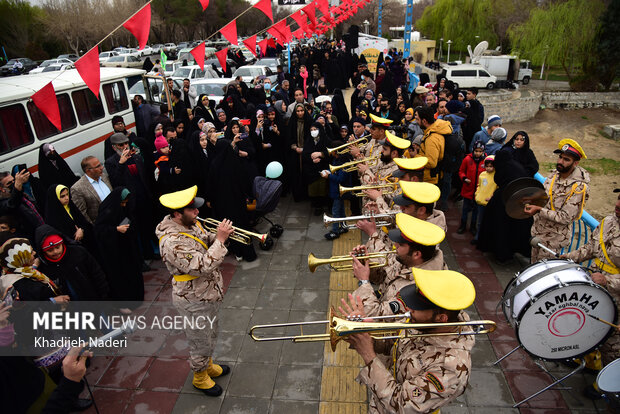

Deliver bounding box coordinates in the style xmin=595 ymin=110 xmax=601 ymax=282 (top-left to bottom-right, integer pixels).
xmin=173 ymin=296 xmax=221 ymax=372
xmin=601 ymin=330 xmax=620 ymax=366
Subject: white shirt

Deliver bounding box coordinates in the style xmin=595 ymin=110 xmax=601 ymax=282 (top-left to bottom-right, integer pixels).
xmin=87 ymin=175 xmax=111 ymax=201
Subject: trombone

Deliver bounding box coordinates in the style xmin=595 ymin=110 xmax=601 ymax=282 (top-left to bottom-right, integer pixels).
xmin=249 ymin=308 xmax=497 ymax=351
xmin=339 ymin=182 xmax=399 ymax=197
xmin=308 ymin=250 xmax=397 ymax=272
xmin=196 ymin=217 xmax=268 ymax=245
xmin=329 ymin=156 xmax=378 ymax=173
xmin=323 ymin=211 xmax=398 ymax=230
xmin=327 ymin=134 xmax=370 ymax=155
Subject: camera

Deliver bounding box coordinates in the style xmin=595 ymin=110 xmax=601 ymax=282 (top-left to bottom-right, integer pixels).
xmin=390 ymin=125 xmax=409 ymax=134
xmin=240 ymin=133 xmax=249 ymax=140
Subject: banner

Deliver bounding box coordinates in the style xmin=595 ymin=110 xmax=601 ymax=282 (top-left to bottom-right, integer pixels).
xmin=278 ymin=0 xmax=305 ymax=4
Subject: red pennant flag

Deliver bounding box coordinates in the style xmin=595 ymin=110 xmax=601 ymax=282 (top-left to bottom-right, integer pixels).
xmin=215 ymin=48 xmax=228 ymax=73
xmin=316 ymin=0 xmax=330 ymax=18
xmin=123 ymin=4 xmax=151 ymax=50
xmin=191 ymin=42 xmax=205 ymax=70
xmin=31 ymin=82 xmax=61 ymax=131
xmin=291 ymin=11 xmax=309 ymax=33
xmin=243 ymin=35 xmax=257 ymax=57
xmin=198 ymin=0 xmax=209 ymax=11
xmin=292 ymin=28 xmax=304 ymax=40
xmin=220 ymin=20 xmax=238 ymax=46
xmin=253 ymin=0 xmax=273 ymax=22
xmin=274 ymin=20 xmax=293 ymax=43
xmin=75 ymin=47 xmax=100 ymax=98
xmin=267 ymin=38 xmax=276 ymax=49
xmin=257 ymin=38 xmax=270 ymax=56
xmin=303 ymin=4 xmax=316 ymax=27
xmin=267 ymin=27 xmax=284 ymax=46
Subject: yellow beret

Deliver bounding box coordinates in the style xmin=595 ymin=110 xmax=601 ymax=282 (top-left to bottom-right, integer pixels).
xmin=412 ymin=268 xmax=476 ymax=310
xmin=389 ymin=212 xmax=445 ymax=246
xmin=555 ymin=139 xmax=587 ymax=159
xmin=394 ymin=157 xmax=428 ymax=171
xmin=381 ymin=131 xmax=411 ymax=150
xmin=160 ymin=185 xmax=199 ymax=210
xmin=399 ymin=181 xmax=441 ymax=204
xmin=369 ymin=113 xmax=393 ymax=126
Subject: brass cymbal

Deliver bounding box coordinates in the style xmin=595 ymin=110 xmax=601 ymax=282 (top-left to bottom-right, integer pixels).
xmin=503 ymin=178 xmax=548 ymax=219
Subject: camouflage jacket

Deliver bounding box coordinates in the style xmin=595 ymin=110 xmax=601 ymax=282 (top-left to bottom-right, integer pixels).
xmin=532 ymin=166 xmax=590 ymax=250
xmin=155 ymin=216 xmax=228 ymax=303
xmin=354 ymin=249 xmax=447 ymax=317
xmin=361 ymin=160 xmax=399 ymax=186
xmin=361 ymin=138 xmax=384 ymax=160
xmin=427 ymin=210 xmax=447 ymax=233
xmin=357 ymin=311 xmax=475 ymax=414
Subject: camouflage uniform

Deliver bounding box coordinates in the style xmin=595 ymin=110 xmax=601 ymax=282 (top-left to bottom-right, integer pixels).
xmin=373 ymin=190 xmax=399 ymax=214
xmin=353 ymin=249 xmax=446 ymax=317
xmin=360 ymin=161 xmax=399 ymax=215
xmin=155 ymin=216 xmax=228 ymax=372
xmin=564 ymin=214 xmax=620 ymax=364
xmin=362 ymin=138 xmax=384 ymax=160
xmin=427 ymin=210 xmax=447 ymax=233
xmin=531 ymin=167 xmax=590 ymax=262
xmin=356 ymin=311 xmax=475 ymax=414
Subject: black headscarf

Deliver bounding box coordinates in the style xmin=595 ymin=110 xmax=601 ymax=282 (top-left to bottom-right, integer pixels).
xmin=331 ymin=88 xmax=350 ymax=126
xmin=37 ymin=143 xmax=78 ymax=191
xmin=43 ymin=184 xmax=93 ymax=243
xmin=498 ymin=131 xmax=539 ymax=177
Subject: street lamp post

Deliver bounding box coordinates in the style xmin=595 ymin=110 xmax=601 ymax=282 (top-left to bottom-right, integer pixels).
xmin=439 ymin=38 xmax=443 ymax=61
xmin=447 ymin=40 xmax=452 ymax=63
xmin=363 ymin=20 xmax=369 ymax=35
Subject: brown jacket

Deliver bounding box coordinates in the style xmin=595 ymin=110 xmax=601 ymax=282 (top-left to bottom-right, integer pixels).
xmin=70 ymin=172 xmax=113 ymax=224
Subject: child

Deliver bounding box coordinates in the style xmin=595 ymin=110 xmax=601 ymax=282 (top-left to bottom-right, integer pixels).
xmin=457 ymin=141 xmax=486 ymax=234
xmin=153 ymin=135 xmax=172 ymax=194
xmin=472 ymin=155 xmax=497 ymax=244
xmin=323 ymin=140 xmax=352 ymax=240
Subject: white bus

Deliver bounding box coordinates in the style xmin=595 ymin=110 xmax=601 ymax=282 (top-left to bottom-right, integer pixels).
xmin=0 ymin=67 xmax=163 ymax=176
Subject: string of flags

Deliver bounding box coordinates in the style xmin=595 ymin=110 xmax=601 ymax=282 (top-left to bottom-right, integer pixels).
xmin=31 ymin=0 xmax=373 ymax=130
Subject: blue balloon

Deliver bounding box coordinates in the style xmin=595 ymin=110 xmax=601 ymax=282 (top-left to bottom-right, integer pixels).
xmin=265 ymin=161 xmax=283 ymax=179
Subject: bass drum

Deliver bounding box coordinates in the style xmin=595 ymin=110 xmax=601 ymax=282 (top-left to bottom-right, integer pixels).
xmin=502 ymin=259 xmax=617 ymax=360
xmin=597 ymin=358 xmax=620 ymax=410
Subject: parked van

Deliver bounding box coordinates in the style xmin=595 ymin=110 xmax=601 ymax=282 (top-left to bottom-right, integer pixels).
xmin=0 ymin=68 xmax=155 ymax=175
xmin=440 ymin=64 xmax=497 ymax=90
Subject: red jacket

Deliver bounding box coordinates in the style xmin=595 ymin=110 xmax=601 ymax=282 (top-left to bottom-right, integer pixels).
xmin=459 ymin=153 xmax=486 ymax=199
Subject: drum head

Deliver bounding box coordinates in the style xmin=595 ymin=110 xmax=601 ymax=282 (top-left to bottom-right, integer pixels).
xmin=597 ymin=358 xmax=620 ymax=393
xmin=516 ymin=283 xmax=617 ymax=360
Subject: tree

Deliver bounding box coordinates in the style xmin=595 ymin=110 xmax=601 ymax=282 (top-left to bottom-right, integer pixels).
xmin=593 ymin=0 xmax=620 ymax=90
xmin=508 ymin=0 xmax=606 ymax=82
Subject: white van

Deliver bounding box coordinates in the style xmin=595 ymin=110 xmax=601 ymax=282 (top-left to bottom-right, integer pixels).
xmin=0 ymin=68 xmax=151 ymax=175
xmin=440 ymin=64 xmax=497 ymax=90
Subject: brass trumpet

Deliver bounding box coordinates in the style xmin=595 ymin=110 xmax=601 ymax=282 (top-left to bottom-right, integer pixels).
xmin=329 ymin=156 xmax=378 ymax=173
xmin=308 ymin=250 xmax=397 ymax=272
xmin=327 ymin=134 xmax=370 ymax=155
xmin=249 ymin=308 xmax=497 ymax=351
xmin=196 ymin=217 xmax=268 ymax=245
xmin=339 ymin=182 xmax=399 ymax=197
xmin=323 ymin=211 xmax=398 ymax=230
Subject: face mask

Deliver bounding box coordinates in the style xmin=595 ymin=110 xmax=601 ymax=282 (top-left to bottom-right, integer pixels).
xmin=310 ymin=130 xmax=319 ymax=138
xmin=361 ymin=75 xmax=365 ymax=80
xmin=264 ymin=83 xmax=271 ymax=90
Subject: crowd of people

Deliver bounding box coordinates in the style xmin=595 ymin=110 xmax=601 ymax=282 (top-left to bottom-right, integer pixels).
xmin=0 ymin=38 xmax=618 ymax=413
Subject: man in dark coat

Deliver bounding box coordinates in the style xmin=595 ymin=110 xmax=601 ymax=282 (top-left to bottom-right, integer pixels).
xmin=171 ymin=89 xmax=189 ymax=124
xmin=133 ymin=94 xmax=160 ymax=139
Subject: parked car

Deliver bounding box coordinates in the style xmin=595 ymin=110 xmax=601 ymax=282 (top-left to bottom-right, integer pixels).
xmin=41 ymin=63 xmax=73 ymax=73
xmin=98 ymin=51 xmax=119 ymax=65
xmin=205 ymin=57 xmax=239 ymax=77
xmin=113 ymin=47 xmax=141 ymax=58
xmin=0 ymin=58 xmax=38 ymax=76
xmin=192 ymin=78 xmax=232 ymax=106
xmin=102 ymin=55 xmax=142 ymax=68
xmin=163 ymin=43 xmax=176 ymax=53
xmin=30 ymin=58 xmax=74 ymax=74
xmin=256 ymin=57 xmax=281 ymax=72
xmin=232 ymin=65 xmax=277 ymax=85
xmin=57 ymin=54 xmax=79 ymax=62
xmin=440 ymin=64 xmax=497 ymax=89
xmin=176 ymin=42 xmax=190 ymax=51
xmin=152 ymin=44 xmax=163 ymax=54
xmin=128 ymin=77 xmax=183 ymax=102
xmin=170 ymin=65 xmax=220 ymax=82
xmin=140 ymin=45 xmax=153 ymax=56
xmin=176 ymin=47 xmax=217 ymax=64
xmin=162 ymin=61 xmax=184 ymax=77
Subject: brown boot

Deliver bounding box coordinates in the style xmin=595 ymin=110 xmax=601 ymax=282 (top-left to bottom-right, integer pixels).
xmin=192 ymin=370 xmax=222 ymax=397
xmin=207 ymin=357 xmax=231 ymax=378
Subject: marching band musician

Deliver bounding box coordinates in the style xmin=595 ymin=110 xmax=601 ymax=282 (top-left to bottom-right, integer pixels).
xmin=155 ymin=185 xmax=233 ymax=397
xmin=351 ymin=212 xmax=446 ymax=318
xmin=349 ymin=114 xmax=393 ymax=162
xmin=525 ymin=139 xmax=590 ymax=262
xmin=364 ymin=157 xmax=427 ymax=214
xmin=562 ymin=188 xmax=620 ymax=368
xmin=358 ymin=131 xmax=411 ymax=187
xmin=341 ymin=269 xmax=477 ymax=414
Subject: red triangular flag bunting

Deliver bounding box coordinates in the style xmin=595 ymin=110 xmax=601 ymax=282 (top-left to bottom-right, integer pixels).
xmin=75 ymin=47 xmax=100 ymax=98
xmin=267 ymin=38 xmax=276 ymax=49
xmin=31 ymin=82 xmax=61 ymax=131
xmin=257 ymin=38 xmax=270 ymax=56
xmin=198 ymin=0 xmax=209 ymax=11
xmin=191 ymin=42 xmax=205 ymax=70
xmin=215 ymin=48 xmax=228 ymax=73
xmin=292 ymin=28 xmax=304 ymax=40
xmin=253 ymin=0 xmax=273 ymax=22
xmin=291 ymin=11 xmax=309 ymax=33
xmin=316 ymin=0 xmax=330 ymax=18
xmin=267 ymin=28 xmax=284 ymax=47
xmin=243 ymin=35 xmax=258 ymax=57
xmin=122 ymin=4 xmax=151 ymax=50
xmin=220 ymin=20 xmax=238 ymax=46
xmin=303 ymin=4 xmax=316 ymax=27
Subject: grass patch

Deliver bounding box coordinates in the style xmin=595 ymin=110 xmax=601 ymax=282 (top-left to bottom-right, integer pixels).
xmin=581 ymin=158 xmax=620 ymax=175
xmin=540 ymin=162 xmax=555 ymax=172
xmin=581 ymin=116 xmax=588 ymax=120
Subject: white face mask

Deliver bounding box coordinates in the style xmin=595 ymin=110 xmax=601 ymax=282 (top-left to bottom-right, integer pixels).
xmin=310 ymin=130 xmax=319 ymax=138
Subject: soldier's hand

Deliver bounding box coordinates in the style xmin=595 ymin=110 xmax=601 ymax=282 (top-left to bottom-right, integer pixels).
xmin=524 ymin=204 xmax=542 ymax=216
xmin=216 ymin=219 xmax=234 ymax=244
xmin=357 ymin=162 xmax=369 ymax=174
xmin=591 ymin=272 xmax=606 ymax=285
xmin=350 ymin=245 xmax=370 ymax=282
xmin=356 ymin=218 xmax=377 ymax=237
xmin=345 ymin=332 xmax=376 ymax=364
xmin=363 ymin=188 xmax=381 ymax=201
xmin=338 ymin=292 xmax=367 ymax=320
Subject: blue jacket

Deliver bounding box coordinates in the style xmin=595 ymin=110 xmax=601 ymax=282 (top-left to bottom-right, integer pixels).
xmin=469 ymin=127 xmax=491 ymax=152
xmin=327 ymin=157 xmax=353 ymax=199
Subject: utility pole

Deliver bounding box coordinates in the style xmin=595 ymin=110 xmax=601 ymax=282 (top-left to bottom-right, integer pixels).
xmin=403 ymin=0 xmax=414 ymax=58
xmin=378 ymin=0 xmax=383 ymax=37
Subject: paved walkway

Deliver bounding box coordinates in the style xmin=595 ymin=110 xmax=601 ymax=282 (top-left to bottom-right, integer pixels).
xmin=78 ymin=193 xmax=611 ymax=414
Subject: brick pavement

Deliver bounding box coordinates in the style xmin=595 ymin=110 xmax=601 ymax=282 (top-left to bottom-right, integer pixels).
xmin=79 ymin=195 xmax=610 ymax=413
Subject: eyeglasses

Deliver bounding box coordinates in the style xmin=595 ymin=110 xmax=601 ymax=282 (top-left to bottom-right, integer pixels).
xmin=88 ymin=163 xmax=103 ymax=170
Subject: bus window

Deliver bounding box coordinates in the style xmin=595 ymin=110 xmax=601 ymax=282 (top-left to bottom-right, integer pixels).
xmin=72 ymin=89 xmax=105 ymax=125
xmin=0 ymin=104 xmax=34 ymax=154
xmin=102 ymin=81 xmax=129 ymax=114
xmin=27 ymin=94 xmax=77 ymax=140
